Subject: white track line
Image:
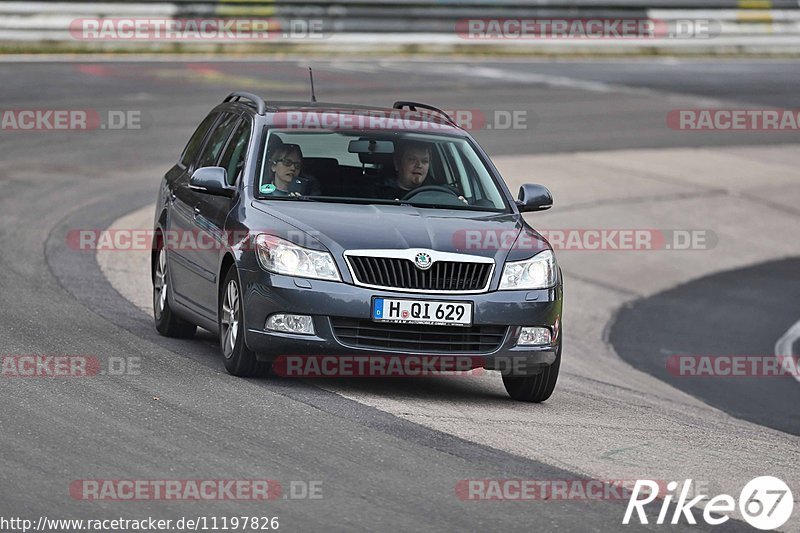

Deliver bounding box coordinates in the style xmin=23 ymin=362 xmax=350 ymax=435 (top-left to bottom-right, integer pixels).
xmin=775 ymin=318 xmax=800 ymax=384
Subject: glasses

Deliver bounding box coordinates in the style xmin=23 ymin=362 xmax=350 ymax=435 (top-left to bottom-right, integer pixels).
xmin=275 ymin=158 xmax=302 ymax=170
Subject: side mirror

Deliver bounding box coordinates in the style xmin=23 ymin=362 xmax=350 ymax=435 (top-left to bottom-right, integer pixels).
xmin=516 ymin=184 xmax=553 ymax=213
xmin=189 ymin=167 xmax=234 ymax=197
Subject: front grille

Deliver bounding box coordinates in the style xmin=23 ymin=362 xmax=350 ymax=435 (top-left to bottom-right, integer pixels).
xmin=331 ymin=318 xmax=507 ymax=353
xmin=347 ymin=256 xmax=492 ymax=292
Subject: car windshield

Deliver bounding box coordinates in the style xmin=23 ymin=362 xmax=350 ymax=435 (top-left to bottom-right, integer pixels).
xmin=255 ymin=129 xmax=509 ymax=212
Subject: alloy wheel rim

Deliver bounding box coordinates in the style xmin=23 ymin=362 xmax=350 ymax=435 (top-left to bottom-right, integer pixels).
xmin=221 ymin=279 xmax=240 ymax=359
xmin=154 ymin=248 xmax=167 ymax=319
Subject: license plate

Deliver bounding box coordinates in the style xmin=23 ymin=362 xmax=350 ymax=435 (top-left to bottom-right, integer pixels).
xmin=372 ymin=297 xmax=473 ymax=327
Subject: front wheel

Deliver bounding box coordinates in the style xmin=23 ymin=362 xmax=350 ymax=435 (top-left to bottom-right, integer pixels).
xmin=219 ymin=267 xmax=269 ymax=377
xmin=501 ymin=345 xmax=561 ymax=403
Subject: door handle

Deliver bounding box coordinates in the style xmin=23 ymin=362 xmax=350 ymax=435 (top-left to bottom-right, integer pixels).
xmin=193 ymin=207 xmax=201 ymax=219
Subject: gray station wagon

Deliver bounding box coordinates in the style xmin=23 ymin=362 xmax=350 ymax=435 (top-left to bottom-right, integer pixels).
xmin=152 ymin=92 xmax=563 ymax=402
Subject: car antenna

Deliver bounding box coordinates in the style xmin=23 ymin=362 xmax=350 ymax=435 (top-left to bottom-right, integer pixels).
xmin=308 ymin=67 xmax=317 ymax=103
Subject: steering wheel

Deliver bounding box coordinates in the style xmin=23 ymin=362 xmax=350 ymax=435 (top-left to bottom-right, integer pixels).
xmin=401 ymin=185 xmax=462 ymax=202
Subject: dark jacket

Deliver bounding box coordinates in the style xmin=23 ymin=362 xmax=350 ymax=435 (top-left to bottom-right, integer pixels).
xmin=375 ymin=174 xmax=431 ymax=201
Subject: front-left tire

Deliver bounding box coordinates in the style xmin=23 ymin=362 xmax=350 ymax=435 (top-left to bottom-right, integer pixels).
xmin=219 ymin=266 xmax=269 ymax=377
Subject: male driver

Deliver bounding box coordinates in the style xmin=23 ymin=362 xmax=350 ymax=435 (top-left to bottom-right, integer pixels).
xmin=379 ymin=141 xmax=467 ymax=204
xmin=379 ymin=141 xmax=432 ymax=200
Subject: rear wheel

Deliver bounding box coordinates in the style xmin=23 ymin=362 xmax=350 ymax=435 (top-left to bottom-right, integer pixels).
xmin=502 ymin=345 xmax=561 ymax=402
xmin=220 ymin=267 xmax=269 ymax=377
xmin=153 ymin=246 xmax=197 ymax=338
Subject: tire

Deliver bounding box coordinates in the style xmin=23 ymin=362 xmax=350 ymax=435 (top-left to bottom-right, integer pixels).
xmin=153 ymin=245 xmax=197 ymax=338
xmin=219 ymin=266 xmax=270 ymax=377
xmin=501 ymin=344 xmax=561 ymax=403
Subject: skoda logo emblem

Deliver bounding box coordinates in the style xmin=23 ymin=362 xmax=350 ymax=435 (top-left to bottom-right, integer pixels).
xmin=414 ymin=252 xmax=433 ymax=270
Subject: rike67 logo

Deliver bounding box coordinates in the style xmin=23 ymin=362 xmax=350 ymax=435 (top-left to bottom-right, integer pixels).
xmin=623 ymin=477 xmax=793 ymax=530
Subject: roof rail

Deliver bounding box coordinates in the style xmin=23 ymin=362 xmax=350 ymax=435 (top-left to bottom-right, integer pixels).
xmin=224 ymin=91 xmax=266 ymax=115
xmin=392 ymin=101 xmax=458 ymax=128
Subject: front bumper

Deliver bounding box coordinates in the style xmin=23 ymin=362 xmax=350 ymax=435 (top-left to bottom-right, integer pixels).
xmin=240 ymin=268 xmax=562 ymax=370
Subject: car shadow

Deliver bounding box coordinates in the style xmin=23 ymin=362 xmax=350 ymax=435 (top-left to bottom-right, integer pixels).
xmin=266 ymin=374 xmax=511 ymax=403
xmin=178 ymin=330 xmax=521 ymax=404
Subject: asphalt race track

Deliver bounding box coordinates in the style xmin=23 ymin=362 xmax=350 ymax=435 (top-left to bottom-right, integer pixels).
xmin=1 ymin=57 xmax=799 ymax=531
xmin=610 ymin=258 xmax=800 ymax=436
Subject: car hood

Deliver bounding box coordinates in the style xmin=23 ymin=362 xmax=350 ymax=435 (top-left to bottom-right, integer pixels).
xmin=250 ymin=201 xmax=544 ymax=263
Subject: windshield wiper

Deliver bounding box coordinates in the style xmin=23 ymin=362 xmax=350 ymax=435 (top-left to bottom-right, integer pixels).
xmin=296 ymin=197 xmax=402 ymax=205
xmin=256 ymin=195 xmax=318 ymax=201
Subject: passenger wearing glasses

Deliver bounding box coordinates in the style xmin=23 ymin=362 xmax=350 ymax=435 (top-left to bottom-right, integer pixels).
xmin=261 ymin=141 xmax=320 ymax=197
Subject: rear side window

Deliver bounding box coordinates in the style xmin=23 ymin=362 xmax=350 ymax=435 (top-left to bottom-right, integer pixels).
xmin=180 ymin=112 xmax=218 ymax=168
xmin=196 ymin=114 xmax=239 ymax=169
xmin=219 ymin=119 xmax=251 ymax=185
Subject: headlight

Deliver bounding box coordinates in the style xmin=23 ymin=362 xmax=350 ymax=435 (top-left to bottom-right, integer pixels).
xmin=499 ymin=250 xmax=557 ymax=290
xmin=255 ymin=234 xmax=340 ymax=282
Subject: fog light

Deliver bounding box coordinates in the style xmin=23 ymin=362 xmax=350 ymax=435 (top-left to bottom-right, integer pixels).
xmin=266 ymin=314 xmax=314 ymax=335
xmin=517 ymin=326 xmax=551 ymax=346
